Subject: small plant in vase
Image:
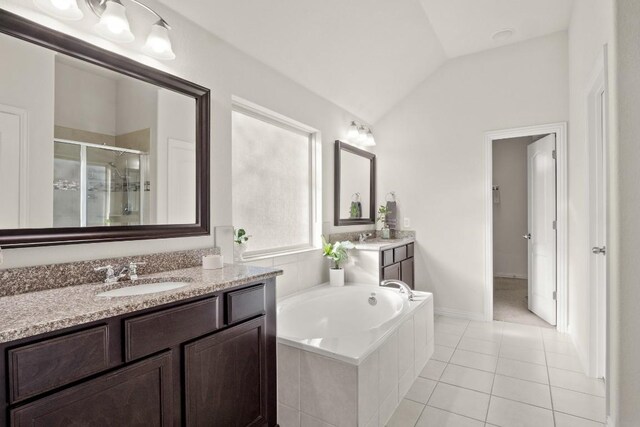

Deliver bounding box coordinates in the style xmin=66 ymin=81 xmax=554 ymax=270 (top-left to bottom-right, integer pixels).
xmin=377 ymin=205 xmax=391 ymax=239
xmin=233 ymin=228 xmax=251 ymax=261
xmin=322 ymin=236 xmax=355 ymax=287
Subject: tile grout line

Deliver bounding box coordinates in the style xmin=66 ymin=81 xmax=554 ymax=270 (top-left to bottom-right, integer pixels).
xmin=484 ymin=322 xmax=504 ymax=423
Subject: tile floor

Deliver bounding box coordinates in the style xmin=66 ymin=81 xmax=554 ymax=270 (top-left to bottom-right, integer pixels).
xmin=387 ymin=315 xmax=606 ymax=427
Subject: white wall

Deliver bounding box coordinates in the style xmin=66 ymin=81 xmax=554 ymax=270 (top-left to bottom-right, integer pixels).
xmin=115 ymin=78 xmax=157 ymax=136
xmin=611 ymin=1 xmax=639 ymax=425
xmin=55 ymin=60 xmax=116 ymax=135
xmin=566 ymin=0 xmax=613 ymax=377
xmin=0 ymin=33 xmax=54 ymax=228
xmin=492 ymin=137 xmax=531 ymax=279
xmin=373 ymin=32 xmax=569 ymax=317
xmin=0 ymin=0 xmax=372 ymax=299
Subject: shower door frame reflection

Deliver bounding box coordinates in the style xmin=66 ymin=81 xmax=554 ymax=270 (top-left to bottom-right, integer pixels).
xmin=54 ymin=139 xmax=148 ymax=228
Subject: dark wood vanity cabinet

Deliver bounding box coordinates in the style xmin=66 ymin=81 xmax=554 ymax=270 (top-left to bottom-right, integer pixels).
xmin=11 ymin=352 xmax=173 ymax=427
xmin=185 ymin=316 xmax=267 ymax=426
xmin=381 ymin=242 xmax=415 ymax=289
xmin=0 ymin=279 xmax=277 ymax=427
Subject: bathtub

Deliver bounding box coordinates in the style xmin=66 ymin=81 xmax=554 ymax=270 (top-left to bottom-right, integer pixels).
xmin=277 ymin=283 xmax=434 ymax=427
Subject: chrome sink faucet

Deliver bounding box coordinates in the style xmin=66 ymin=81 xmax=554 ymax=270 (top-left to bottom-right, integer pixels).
xmin=380 ymin=279 xmax=415 ymax=301
xmin=359 ymin=232 xmax=373 ymax=243
xmin=94 ymin=261 xmax=146 ymax=283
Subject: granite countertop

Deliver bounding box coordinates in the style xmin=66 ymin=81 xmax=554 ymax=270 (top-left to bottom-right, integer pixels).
xmin=0 ymin=264 xmax=282 ymax=344
xmin=353 ymin=237 xmax=415 ymax=251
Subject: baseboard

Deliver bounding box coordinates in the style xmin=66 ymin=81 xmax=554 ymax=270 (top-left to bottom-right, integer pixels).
xmin=435 ymin=307 xmax=486 ymax=322
xmin=494 ymin=273 xmax=528 ymax=280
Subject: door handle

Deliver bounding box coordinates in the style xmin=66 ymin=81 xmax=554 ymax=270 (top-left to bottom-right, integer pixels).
xmin=592 ymin=246 xmax=606 ymax=255
xmin=523 ymin=233 xmax=531 ymax=240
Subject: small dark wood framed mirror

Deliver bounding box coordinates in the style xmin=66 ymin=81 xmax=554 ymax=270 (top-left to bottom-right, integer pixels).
xmin=0 ymin=10 xmax=210 ymax=248
xmin=334 ymin=140 xmax=376 ymax=226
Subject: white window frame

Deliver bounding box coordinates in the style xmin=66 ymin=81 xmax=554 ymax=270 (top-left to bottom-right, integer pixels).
xmin=231 ymin=96 xmax=322 ymax=259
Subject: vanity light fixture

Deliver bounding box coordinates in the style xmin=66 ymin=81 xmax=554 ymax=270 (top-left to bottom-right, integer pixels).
xmin=34 ymin=0 xmax=84 ymax=21
xmin=364 ymin=129 xmax=376 ymax=147
xmin=142 ymin=19 xmax=175 ymax=60
xmin=92 ymin=0 xmax=134 ymax=43
xmin=347 ymin=121 xmax=376 ymax=146
xmin=347 ymin=121 xmax=359 ymax=140
xmin=35 ymin=0 xmax=177 ymax=59
xmin=357 ymin=125 xmax=368 ymax=142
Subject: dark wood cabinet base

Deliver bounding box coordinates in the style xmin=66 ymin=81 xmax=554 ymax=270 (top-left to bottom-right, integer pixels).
xmin=0 ymin=278 xmax=277 ymax=427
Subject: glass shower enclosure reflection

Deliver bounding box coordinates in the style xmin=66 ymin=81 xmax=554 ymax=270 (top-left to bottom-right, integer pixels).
xmin=53 ymin=140 xmax=149 ymax=227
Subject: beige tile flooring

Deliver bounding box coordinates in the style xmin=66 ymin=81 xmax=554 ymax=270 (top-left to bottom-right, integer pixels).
xmin=387 ymin=315 xmax=605 ymax=427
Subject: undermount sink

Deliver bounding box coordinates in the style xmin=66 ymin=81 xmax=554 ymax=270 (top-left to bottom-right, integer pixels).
xmin=96 ymin=281 xmax=190 ymax=297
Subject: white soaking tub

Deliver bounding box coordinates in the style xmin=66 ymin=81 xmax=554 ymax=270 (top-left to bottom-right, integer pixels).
xmin=277 ymin=283 xmax=434 ymax=427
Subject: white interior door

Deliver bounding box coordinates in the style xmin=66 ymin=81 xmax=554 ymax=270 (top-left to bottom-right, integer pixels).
xmin=589 ymin=70 xmax=607 ymax=379
xmin=527 ymin=134 xmax=557 ymax=325
xmin=166 ymin=138 xmax=196 ymax=224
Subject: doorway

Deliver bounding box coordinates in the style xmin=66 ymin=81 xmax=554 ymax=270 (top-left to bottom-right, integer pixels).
xmin=492 ymin=134 xmax=555 ymax=328
xmin=484 ymin=123 xmax=568 ymax=332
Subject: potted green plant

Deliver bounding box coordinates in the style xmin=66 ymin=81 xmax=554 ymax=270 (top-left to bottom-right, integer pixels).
xmin=233 ymin=228 xmax=251 ymax=261
xmin=322 ymin=236 xmax=355 ymax=286
xmin=377 ymin=205 xmax=391 ymax=239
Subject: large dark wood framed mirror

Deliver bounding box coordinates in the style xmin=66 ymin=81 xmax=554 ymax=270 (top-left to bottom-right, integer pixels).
xmin=0 ymin=10 xmax=210 ymax=248
xmin=334 ymin=140 xmax=376 ymax=226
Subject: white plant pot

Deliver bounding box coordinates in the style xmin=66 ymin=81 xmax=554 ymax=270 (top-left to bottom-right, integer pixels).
xmin=234 ymin=244 xmax=247 ymax=262
xmin=329 ymin=268 xmax=345 ymax=287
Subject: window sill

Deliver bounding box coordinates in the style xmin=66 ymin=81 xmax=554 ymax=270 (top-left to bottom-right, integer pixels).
xmin=240 ymin=246 xmax=321 ymax=262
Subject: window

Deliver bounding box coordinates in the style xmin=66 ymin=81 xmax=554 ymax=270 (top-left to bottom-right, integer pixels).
xmin=232 ymin=98 xmax=320 ymax=257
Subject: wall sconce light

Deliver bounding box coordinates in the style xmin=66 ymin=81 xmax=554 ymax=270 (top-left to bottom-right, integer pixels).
xmin=347 ymin=121 xmax=376 ymax=147
xmin=34 ymin=0 xmax=176 ymax=60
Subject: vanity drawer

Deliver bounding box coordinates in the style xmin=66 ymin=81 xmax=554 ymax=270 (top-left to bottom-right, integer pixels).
xmin=394 ymin=246 xmax=407 ymax=263
xmin=407 ymin=243 xmax=414 ymax=258
xmin=8 ymin=325 xmax=110 ymax=403
xmin=382 ymin=250 xmax=395 ymax=267
xmin=226 ymin=284 xmax=266 ymax=325
xmin=124 ymin=297 xmax=219 ymax=362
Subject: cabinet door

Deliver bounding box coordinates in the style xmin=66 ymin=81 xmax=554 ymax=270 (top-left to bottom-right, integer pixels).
xmin=10 ymin=352 xmax=172 ymax=427
xmin=185 ymin=316 xmax=267 ymax=427
xmin=382 ymin=263 xmax=401 ymax=280
xmin=401 ymin=258 xmax=415 ymax=289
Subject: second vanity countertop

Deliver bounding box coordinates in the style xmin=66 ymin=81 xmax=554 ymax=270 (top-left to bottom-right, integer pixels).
xmin=353 ymin=237 xmax=415 ymax=251
xmin=0 ymin=263 xmax=282 ymax=344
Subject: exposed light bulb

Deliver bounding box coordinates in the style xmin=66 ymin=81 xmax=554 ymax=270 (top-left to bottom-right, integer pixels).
xmin=143 ymin=21 xmax=176 ymax=60
xmin=34 ymin=0 xmax=83 ymax=20
xmin=94 ymin=0 xmax=134 ymax=43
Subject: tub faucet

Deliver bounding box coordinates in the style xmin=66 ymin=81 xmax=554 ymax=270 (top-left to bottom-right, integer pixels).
xmin=380 ymin=279 xmax=415 ymax=301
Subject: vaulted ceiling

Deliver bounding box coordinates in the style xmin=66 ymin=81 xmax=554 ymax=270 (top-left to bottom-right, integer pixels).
xmin=160 ymin=0 xmax=574 ymax=123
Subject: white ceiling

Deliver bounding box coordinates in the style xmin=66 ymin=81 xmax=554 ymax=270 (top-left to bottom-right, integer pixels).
xmin=160 ymin=0 xmax=573 ymax=123
xmin=418 ymin=0 xmax=574 ymax=58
